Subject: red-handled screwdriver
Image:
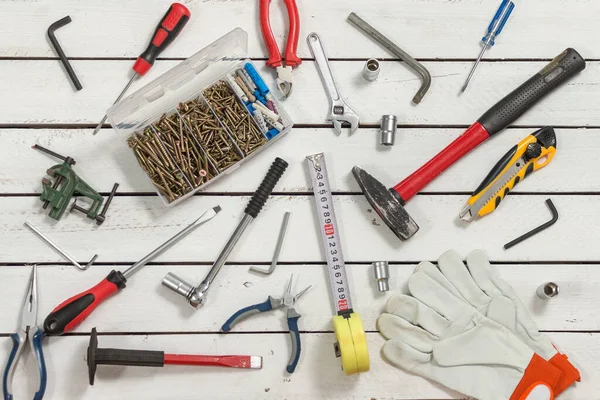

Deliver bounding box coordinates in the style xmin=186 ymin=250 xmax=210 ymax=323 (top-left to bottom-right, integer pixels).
xmin=43 ymin=207 xmax=220 ymax=336
xmin=92 ymin=3 xmax=191 ymax=135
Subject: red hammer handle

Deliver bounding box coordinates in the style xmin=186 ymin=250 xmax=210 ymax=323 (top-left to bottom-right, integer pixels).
xmin=393 ymin=48 xmax=585 ymax=202
xmin=393 ymin=123 xmax=489 ymax=201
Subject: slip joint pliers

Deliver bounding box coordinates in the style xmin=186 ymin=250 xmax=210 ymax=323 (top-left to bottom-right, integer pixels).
xmin=260 ymin=0 xmax=302 ymax=98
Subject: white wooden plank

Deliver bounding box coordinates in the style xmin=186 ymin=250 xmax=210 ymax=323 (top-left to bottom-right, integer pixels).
xmin=0 ymin=264 xmax=595 ymax=333
xmin=2 ymin=194 xmax=600 ymax=263
xmin=1 ymin=332 xmax=595 ymax=400
xmin=2 ymin=0 xmax=597 ymax=59
xmin=1 ymin=127 xmax=590 ymax=194
xmin=0 ymin=60 xmax=595 ymax=125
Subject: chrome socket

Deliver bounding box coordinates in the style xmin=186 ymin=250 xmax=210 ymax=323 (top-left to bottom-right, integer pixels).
xmin=363 ymin=58 xmax=380 ymax=81
xmin=536 ymin=282 xmax=559 ymax=300
xmin=380 ymin=115 xmax=397 ymax=146
xmin=372 ymin=261 xmax=390 ymax=292
xmin=162 ymin=273 xmax=200 ymax=307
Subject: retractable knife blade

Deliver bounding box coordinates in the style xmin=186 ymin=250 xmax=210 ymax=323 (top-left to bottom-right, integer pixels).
xmin=459 ymin=126 xmax=557 ymax=222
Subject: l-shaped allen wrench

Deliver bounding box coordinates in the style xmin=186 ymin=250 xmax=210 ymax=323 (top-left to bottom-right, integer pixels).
xmin=48 ymin=16 xmax=82 ymax=91
xmin=348 ymin=12 xmax=431 ymax=104
xmin=504 ymin=199 xmax=559 ymax=250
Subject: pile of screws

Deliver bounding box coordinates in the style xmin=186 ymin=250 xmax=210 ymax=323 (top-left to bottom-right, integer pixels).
xmin=126 ymin=76 xmax=283 ymax=204
xmin=204 ymin=81 xmax=267 ymax=155
xmin=178 ymin=97 xmax=242 ymax=172
xmin=127 ymin=125 xmax=211 ymax=203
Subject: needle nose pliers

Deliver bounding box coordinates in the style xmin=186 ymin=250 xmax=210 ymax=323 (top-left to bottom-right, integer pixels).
xmin=221 ymin=274 xmax=310 ymax=373
xmin=259 ymin=0 xmax=301 ymax=98
xmin=3 ymin=265 xmax=47 ymax=400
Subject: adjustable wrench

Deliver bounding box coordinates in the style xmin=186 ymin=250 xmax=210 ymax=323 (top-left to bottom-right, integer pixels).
xmin=307 ymin=33 xmax=359 ymax=135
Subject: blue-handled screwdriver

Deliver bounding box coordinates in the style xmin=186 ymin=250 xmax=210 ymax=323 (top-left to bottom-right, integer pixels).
xmin=460 ymin=0 xmax=515 ymax=93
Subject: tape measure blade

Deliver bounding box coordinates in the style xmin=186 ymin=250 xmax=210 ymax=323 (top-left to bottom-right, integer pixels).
xmin=306 ymin=153 xmax=353 ymax=313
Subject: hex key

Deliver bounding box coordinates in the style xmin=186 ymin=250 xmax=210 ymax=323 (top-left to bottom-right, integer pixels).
xmin=504 ymin=199 xmax=558 ymax=250
xmin=48 ymin=16 xmax=83 ymax=91
xmin=348 ymin=12 xmax=431 ymax=104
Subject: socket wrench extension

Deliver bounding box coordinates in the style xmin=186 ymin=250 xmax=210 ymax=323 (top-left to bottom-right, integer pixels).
xmin=162 ymin=158 xmax=289 ymax=308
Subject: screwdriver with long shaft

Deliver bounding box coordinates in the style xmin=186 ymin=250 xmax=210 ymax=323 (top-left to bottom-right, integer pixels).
xmin=460 ymin=0 xmax=514 ymax=93
xmin=43 ymin=206 xmax=221 ymax=335
xmin=92 ymin=3 xmax=191 ymax=135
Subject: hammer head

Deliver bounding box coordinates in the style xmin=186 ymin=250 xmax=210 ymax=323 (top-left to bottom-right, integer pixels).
xmin=352 ymin=166 xmax=419 ymax=241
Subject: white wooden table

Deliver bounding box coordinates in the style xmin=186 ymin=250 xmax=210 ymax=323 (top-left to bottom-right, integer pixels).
xmin=2 ymin=0 xmax=598 ymax=399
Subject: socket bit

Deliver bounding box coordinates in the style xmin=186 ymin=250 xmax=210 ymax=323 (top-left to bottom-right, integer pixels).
xmin=372 ymin=261 xmax=390 ymax=292
xmin=380 ymin=115 xmax=397 ymax=146
xmin=536 ymin=282 xmax=559 ymax=300
xmin=363 ymin=58 xmax=380 ymax=81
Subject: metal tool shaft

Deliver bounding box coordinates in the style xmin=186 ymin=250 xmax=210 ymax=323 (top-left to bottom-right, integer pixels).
xmin=250 ymin=212 xmax=290 ymax=275
xmin=24 ymin=222 xmax=96 ymax=271
xmin=122 ymin=206 xmax=221 ymax=279
xmin=93 ymin=74 xmax=137 ymax=135
xmin=201 ymin=213 xmax=253 ymax=287
xmin=461 ymin=45 xmax=488 ymax=93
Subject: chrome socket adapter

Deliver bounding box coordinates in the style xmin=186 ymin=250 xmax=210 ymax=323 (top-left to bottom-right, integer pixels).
xmin=372 ymin=261 xmax=390 ymax=292
xmin=363 ymin=58 xmax=380 ymax=81
xmin=380 ymin=115 xmax=397 ymax=146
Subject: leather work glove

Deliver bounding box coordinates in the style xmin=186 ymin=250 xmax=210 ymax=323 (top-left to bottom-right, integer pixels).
xmin=378 ymin=284 xmax=564 ymax=400
xmin=413 ymin=250 xmax=580 ymax=395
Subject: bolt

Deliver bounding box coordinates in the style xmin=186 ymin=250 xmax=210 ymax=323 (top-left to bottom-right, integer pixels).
xmin=96 ymin=183 xmax=119 ymax=226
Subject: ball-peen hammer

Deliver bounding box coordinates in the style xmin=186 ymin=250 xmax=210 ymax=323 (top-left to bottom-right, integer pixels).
xmin=353 ymin=48 xmax=585 ymax=241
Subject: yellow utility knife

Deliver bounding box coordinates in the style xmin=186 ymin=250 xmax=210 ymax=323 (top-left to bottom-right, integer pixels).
xmin=459 ymin=126 xmax=556 ymax=222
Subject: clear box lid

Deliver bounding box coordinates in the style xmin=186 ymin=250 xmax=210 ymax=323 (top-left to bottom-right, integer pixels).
xmin=107 ymin=28 xmax=248 ymax=135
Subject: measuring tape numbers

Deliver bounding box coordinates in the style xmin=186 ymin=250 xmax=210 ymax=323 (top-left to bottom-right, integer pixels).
xmin=306 ymin=153 xmax=370 ymax=375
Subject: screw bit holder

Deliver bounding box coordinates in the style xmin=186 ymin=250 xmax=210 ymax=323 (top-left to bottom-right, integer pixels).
xmin=33 ymin=144 xmax=113 ymax=223
xmin=162 ymin=157 xmax=289 ymax=308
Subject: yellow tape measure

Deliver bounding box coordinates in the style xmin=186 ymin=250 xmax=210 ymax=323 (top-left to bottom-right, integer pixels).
xmin=306 ymin=153 xmax=370 ymax=375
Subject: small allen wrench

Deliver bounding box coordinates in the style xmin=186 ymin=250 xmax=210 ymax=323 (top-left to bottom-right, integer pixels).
xmin=504 ymin=199 xmax=559 ymax=250
xmin=250 ymin=212 xmax=291 ymax=275
xmin=24 ymin=222 xmax=97 ymax=270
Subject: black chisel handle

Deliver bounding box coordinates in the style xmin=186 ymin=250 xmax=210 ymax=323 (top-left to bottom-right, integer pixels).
xmin=245 ymin=157 xmax=289 ymax=218
xmin=479 ymin=48 xmax=585 ymax=135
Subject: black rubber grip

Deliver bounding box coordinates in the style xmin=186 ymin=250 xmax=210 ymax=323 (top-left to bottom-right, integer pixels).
xmin=478 ymin=48 xmax=585 ymax=136
xmin=94 ymin=348 xmax=165 ymax=367
xmin=245 ymin=157 xmax=289 ymax=218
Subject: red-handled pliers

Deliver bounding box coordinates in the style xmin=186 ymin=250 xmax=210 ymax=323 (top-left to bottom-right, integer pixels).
xmin=260 ymin=0 xmax=301 ymax=97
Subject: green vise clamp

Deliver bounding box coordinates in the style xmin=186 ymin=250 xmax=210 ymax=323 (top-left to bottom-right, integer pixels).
xmin=35 ymin=145 xmax=103 ymax=221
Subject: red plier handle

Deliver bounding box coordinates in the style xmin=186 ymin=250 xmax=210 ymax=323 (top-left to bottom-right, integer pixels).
xmin=259 ymin=0 xmax=301 ymax=68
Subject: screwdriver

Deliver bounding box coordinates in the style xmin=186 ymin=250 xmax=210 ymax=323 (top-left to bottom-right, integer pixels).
xmin=460 ymin=0 xmax=515 ymax=93
xmin=42 ymin=207 xmax=220 ymax=335
xmin=92 ymin=3 xmax=191 ymax=135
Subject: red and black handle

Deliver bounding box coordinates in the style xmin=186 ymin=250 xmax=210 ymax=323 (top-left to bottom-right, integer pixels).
xmin=133 ymin=3 xmax=191 ymax=76
xmin=43 ymin=270 xmax=127 ymax=336
xmin=392 ymin=48 xmax=585 ymax=203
